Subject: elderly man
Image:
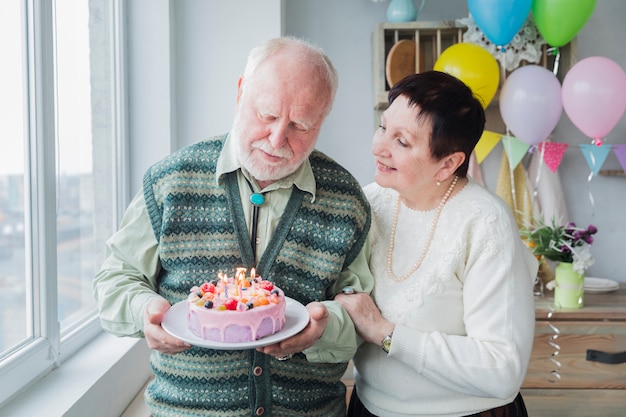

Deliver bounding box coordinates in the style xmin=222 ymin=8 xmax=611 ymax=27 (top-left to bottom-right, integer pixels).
xmin=94 ymin=36 xmax=372 ymax=417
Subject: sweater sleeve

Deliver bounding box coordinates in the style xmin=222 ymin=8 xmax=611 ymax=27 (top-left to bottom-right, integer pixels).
xmin=93 ymin=191 xmax=165 ymax=337
xmin=303 ymin=241 xmax=374 ymax=363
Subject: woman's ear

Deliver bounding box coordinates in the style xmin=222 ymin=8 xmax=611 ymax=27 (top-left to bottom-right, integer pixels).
xmin=440 ymin=151 xmax=466 ymax=177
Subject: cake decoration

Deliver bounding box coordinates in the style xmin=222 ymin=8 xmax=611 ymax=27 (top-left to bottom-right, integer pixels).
xmin=187 ymin=268 xmax=287 ymax=343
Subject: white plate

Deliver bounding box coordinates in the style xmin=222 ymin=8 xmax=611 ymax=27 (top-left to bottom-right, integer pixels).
xmin=162 ymin=297 xmax=309 ymax=350
xmin=584 ymin=277 xmax=620 ymax=294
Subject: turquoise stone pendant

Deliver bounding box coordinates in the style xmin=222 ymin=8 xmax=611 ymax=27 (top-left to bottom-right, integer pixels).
xmin=250 ymin=193 xmax=265 ymax=206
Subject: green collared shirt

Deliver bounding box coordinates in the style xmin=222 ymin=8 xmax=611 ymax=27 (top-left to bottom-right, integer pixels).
xmin=215 ymin=134 xmax=317 ymax=257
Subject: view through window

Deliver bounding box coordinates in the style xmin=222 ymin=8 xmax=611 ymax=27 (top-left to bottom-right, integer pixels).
xmin=0 ymin=0 xmax=28 ymax=358
xmin=0 ymin=0 xmax=121 ymax=376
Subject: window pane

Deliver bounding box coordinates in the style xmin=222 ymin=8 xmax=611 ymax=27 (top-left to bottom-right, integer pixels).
xmin=55 ymin=0 xmax=102 ymax=331
xmin=0 ymin=0 xmax=121 ymax=404
xmin=0 ymin=0 xmax=29 ymax=358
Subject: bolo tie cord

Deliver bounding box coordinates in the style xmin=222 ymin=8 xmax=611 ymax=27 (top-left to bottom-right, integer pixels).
xmin=245 ymin=179 xmax=265 ymax=263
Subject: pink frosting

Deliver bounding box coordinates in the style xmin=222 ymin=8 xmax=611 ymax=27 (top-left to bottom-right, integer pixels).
xmin=186 ymin=280 xmax=286 ymax=342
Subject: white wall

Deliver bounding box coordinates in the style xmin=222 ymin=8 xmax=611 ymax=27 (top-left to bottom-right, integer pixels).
xmin=127 ymin=0 xmax=175 ymax=193
xmin=127 ymin=0 xmax=281 ymax=193
xmin=172 ymin=0 xmax=282 ymax=144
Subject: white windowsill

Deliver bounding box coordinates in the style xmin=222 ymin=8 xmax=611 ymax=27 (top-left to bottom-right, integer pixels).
xmin=0 ymin=332 xmax=153 ymax=417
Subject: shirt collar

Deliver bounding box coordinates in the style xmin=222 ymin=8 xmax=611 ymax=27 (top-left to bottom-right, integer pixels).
xmin=216 ymin=133 xmax=316 ymax=202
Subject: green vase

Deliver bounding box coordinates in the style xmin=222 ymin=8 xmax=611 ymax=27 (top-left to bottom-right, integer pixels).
xmin=554 ymin=262 xmax=584 ymax=309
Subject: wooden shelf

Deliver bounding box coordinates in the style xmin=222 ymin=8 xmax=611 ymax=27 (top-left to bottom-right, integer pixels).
xmin=372 ymin=21 xmax=467 ymax=111
xmin=599 ymin=169 xmax=626 ymax=176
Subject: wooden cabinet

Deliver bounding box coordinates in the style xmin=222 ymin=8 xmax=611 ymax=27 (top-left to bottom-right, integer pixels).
xmin=521 ymin=284 xmax=626 ymax=417
xmin=371 ymin=21 xmax=467 ymax=111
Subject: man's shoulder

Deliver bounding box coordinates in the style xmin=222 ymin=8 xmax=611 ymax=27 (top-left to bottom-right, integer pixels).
xmin=309 ymin=149 xmax=360 ymax=185
xmin=173 ymin=135 xmax=226 ymax=159
xmin=146 ymin=135 xmax=226 ymax=176
xmin=309 ymin=150 xmax=370 ymax=216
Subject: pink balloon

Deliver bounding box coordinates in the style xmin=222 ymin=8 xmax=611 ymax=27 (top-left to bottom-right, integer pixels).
xmin=562 ymin=56 xmax=626 ymax=141
xmin=500 ymin=65 xmax=563 ymax=145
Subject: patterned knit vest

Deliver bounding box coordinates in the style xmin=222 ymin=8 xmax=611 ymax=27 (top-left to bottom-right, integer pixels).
xmin=142 ymin=135 xmax=370 ymax=417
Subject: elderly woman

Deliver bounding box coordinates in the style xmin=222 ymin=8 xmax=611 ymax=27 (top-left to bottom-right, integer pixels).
xmin=336 ymin=71 xmax=538 ymax=417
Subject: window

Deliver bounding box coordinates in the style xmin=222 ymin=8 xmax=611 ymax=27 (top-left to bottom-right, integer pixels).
xmin=0 ymin=0 xmax=126 ymax=405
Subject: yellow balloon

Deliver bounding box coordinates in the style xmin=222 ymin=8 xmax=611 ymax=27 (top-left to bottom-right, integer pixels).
xmin=434 ymin=43 xmax=500 ymax=108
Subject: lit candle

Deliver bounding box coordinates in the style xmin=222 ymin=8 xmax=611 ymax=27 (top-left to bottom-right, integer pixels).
xmin=235 ymin=268 xmax=246 ymax=296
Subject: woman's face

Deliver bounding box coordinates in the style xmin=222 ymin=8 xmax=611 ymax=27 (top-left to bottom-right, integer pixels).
xmin=372 ymin=95 xmax=441 ymax=197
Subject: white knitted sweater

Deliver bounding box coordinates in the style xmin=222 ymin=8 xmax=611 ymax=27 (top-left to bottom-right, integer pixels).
xmin=355 ymin=179 xmax=538 ymax=417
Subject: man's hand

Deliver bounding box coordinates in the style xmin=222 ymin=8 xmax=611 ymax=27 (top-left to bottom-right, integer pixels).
xmin=257 ymin=301 xmax=328 ymax=358
xmin=144 ymin=298 xmax=191 ymax=354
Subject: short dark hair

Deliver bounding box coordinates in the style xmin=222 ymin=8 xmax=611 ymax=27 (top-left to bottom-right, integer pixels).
xmin=388 ymin=71 xmax=486 ymax=178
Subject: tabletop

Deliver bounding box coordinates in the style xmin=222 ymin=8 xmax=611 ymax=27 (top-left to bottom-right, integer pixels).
xmin=534 ymin=283 xmax=626 ymax=321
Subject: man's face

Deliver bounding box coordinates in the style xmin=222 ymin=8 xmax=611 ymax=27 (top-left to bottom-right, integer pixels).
xmin=232 ymin=53 xmax=330 ymax=185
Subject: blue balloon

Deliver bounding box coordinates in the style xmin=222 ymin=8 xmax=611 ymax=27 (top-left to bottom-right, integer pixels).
xmin=468 ymin=0 xmax=533 ymax=47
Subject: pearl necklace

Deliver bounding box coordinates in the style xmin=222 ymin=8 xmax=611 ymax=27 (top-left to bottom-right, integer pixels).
xmin=386 ymin=176 xmax=459 ymax=282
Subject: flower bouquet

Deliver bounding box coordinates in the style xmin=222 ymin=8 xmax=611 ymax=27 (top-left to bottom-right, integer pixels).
xmin=521 ymin=219 xmax=597 ymax=274
xmin=521 ymin=218 xmax=597 ymax=308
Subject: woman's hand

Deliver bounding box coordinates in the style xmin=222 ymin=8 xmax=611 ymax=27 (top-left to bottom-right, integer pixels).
xmin=144 ymin=298 xmax=192 ymax=354
xmin=335 ymin=292 xmax=394 ymax=346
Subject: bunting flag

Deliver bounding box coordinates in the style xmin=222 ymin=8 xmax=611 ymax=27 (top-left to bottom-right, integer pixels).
xmin=580 ymin=144 xmax=612 ymax=176
xmin=495 ymin=152 xmax=533 ymax=230
xmin=614 ymin=144 xmax=626 ymax=172
xmin=475 ymin=130 xmax=502 ymax=164
xmin=474 ymin=131 xmax=625 ymax=178
xmin=538 ymin=142 xmax=569 ymax=173
xmin=501 ymin=135 xmax=531 ymax=170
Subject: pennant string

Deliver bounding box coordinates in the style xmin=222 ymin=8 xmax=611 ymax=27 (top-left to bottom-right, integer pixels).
xmin=532 ymin=144 xmax=545 ymax=212
xmin=476 ymin=137 xmax=624 ymax=169
xmin=547 ymin=47 xmax=560 ymax=76
xmin=587 ymin=150 xmax=596 ymax=216
xmin=546 ymin=308 xmax=561 ymax=383
xmin=505 ymin=131 xmax=518 ymax=216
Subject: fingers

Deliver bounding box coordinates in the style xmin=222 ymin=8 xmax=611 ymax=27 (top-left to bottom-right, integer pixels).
xmin=256 ymin=342 xmax=297 ymax=359
xmin=306 ymin=302 xmax=329 ymax=322
xmin=144 ymin=298 xmax=191 ymax=354
xmin=257 ymin=303 xmax=329 ymax=358
xmin=146 ymin=327 xmax=192 ymax=354
xmin=147 ymin=298 xmax=171 ymax=325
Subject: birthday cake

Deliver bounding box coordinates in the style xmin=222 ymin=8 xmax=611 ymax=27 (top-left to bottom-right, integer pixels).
xmin=186 ymin=268 xmax=286 ymax=343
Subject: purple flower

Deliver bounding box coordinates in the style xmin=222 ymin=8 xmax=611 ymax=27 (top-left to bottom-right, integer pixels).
xmin=521 ymin=218 xmax=598 ymax=267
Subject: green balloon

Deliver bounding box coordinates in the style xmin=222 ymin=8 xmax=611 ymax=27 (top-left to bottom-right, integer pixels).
xmin=532 ymin=0 xmax=597 ymax=47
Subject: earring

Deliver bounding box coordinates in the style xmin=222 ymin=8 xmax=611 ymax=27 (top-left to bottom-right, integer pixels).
xmin=436 ymin=180 xmax=441 ymax=186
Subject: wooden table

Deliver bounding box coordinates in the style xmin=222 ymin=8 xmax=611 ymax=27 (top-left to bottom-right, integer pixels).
xmin=522 ymin=284 xmax=626 ymax=417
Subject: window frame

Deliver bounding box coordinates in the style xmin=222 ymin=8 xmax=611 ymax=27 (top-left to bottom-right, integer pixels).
xmin=0 ymin=0 xmax=128 ymax=406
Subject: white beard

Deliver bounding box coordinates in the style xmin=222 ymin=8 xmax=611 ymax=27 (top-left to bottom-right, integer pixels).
xmin=231 ymin=115 xmax=314 ymax=182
